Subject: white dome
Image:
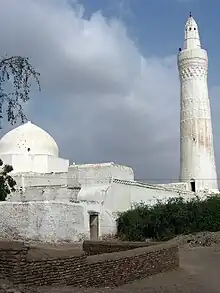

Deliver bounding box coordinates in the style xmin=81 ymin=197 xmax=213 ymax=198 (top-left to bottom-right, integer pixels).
xmin=0 ymin=121 xmax=59 ymax=157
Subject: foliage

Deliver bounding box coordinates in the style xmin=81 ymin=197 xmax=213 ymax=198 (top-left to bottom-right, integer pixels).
xmin=116 ymin=195 xmax=220 ymax=241
xmin=0 ymin=55 xmax=40 ymax=127
xmin=0 ymin=55 xmax=40 ymax=201
xmin=0 ymin=159 xmax=16 ymax=201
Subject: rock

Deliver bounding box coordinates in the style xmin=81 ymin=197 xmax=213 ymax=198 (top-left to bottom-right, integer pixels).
xmin=169 ymin=231 xmax=220 ymax=247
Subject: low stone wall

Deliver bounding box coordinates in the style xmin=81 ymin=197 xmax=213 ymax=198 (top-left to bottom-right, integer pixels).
xmin=0 ymin=239 xmax=179 ymax=288
xmin=83 ymin=240 xmax=161 ymax=255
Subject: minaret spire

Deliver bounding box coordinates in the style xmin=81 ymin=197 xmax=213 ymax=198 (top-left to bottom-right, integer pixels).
xmin=184 ymin=14 xmax=201 ymax=49
xmin=178 ymin=15 xmax=218 ymax=192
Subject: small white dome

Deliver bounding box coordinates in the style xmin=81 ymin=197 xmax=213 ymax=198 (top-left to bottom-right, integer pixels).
xmin=0 ymin=121 xmax=59 ymax=157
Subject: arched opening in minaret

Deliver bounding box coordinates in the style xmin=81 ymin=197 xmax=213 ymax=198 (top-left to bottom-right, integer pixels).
xmin=190 ymin=179 xmax=196 ymax=192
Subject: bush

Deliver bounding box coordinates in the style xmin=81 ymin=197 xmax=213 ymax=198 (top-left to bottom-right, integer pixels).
xmin=116 ymin=195 xmax=220 ymax=241
xmin=0 ymin=159 xmax=16 ymax=201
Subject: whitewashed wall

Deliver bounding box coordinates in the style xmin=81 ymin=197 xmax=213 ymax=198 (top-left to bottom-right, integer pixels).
xmin=76 ymin=201 xmax=116 ymax=239
xmin=156 ymin=182 xmax=189 ymax=191
xmin=0 ymin=154 xmax=69 ymax=174
xmin=7 ymin=172 xmax=80 ymax=202
xmin=7 ymin=186 xmax=79 ymax=203
xmin=76 ymin=178 xmax=196 ymax=238
xmin=0 ymin=201 xmax=86 ymax=243
xmin=70 ymin=177 xmax=197 ymax=238
xmin=13 ymin=172 xmax=69 ymax=188
xmin=68 ymin=162 xmax=134 ymax=185
xmin=104 ymin=179 xmax=195 ymax=213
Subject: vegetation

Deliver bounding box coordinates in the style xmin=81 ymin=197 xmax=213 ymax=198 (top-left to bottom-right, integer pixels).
xmin=0 ymin=159 xmax=16 ymax=201
xmin=117 ymin=195 xmax=220 ymax=241
xmin=0 ymin=55 xmax=40 ymax=200
xmin=0 ymin=55 xmax=40 ymax=126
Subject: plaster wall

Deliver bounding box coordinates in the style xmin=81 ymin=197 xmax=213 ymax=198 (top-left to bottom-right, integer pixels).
xmin=0 ymin=201 xmax=86 ymax=243
xmin=104 ymin=179 xmax=194 ymax=213
xmin=0 ymin=154 xmax=69 ymax=174
xmin=47 ymin=155 xmax=69 ymax=173
xmin=74 ymin=186 xmax=117 ymax=237
xmin=178 ymin=48 xmax=218 ymax=191
xmin=156 ymin=182 xmax=189 ymax=191
xmin=0 ymin=199 xmax=116 ymax=242
xmin=68 ymin=162 xmax=134 ymax=185
xmin=12 ymin=173 xmax=69 ymax=188
xmin=7 ymin=172 xmax=80 ymax=202
xmin=77 ymin=181 xmax=110 ymax=202
xmin=7 ymin=186 xmax=79 ymax=203
xmin=77 ymin=179 xmax=196 ymax=238
xmin=0 ymin=154 xmax=12 ymax=165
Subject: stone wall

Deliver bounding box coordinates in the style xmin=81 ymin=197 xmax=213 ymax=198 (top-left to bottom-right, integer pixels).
xmin=0 ymin=202 xmax=86 ymax=243
xmin=83 ymin=240 xmax=161 ymax=255
xmin=0 ymin=240 xmax=179 ymax=288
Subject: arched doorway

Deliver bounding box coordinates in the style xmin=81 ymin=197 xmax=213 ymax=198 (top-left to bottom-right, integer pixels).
xmin=190 ymin=179 xmax=196 ymax=192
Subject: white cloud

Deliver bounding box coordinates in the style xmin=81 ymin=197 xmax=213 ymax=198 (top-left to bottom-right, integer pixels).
xmin=0 ymin=0 xmax=189 ymax=181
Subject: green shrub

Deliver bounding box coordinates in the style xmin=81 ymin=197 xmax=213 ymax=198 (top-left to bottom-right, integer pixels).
xmin=0 ymin=159 xmax=16 ymax=201
xmin=116 ymin=195 xmax=220 ymax=241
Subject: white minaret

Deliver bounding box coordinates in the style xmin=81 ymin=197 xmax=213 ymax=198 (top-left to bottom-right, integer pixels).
xmin=178 ymin=13 xmax=218 ymax=192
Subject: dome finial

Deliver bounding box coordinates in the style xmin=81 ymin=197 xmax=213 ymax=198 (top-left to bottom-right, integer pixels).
xmin=189 ymin=12 xmax=192 ymax=17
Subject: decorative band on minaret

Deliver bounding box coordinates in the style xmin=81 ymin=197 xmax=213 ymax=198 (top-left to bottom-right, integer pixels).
xmin=178 ymin=14 xmax=218 ymax=192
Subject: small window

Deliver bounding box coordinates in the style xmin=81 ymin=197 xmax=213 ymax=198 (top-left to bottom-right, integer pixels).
xmin=189 ymin=27 xmax=192 ymax=31
xmin=27 ymin=148 xmax=31 ymax=152
xmin=194 ymin=28 xmax=196 ymax=30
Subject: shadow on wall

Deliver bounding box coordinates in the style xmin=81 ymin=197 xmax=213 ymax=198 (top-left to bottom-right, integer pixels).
xmin=0 ymin=240 xmax=179 ymax=288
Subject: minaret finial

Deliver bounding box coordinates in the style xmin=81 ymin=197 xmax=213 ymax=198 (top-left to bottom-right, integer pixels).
xmin=189 ymin=12 xmax=192 ymax=17
xmin=183 ymin=13 xmax=201 ymax=49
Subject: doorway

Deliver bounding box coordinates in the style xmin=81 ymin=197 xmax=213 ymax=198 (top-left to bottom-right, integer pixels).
xmin=89 ymin=213 xmax=99 ymax=240
xmin=190 ymin=179 xmax=196 ymax=192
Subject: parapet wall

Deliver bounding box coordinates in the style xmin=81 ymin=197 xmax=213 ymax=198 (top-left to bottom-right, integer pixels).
xmin=0 ymin=240 xmax=179 ymax=288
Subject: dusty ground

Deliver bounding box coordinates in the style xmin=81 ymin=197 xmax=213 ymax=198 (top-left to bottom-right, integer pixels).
xmin=28 ymin=245 xmax=220 ymax=293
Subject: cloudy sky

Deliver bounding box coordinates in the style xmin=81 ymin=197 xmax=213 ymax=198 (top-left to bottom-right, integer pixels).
xmin=1 ymin=0 xmax=220 ymax=183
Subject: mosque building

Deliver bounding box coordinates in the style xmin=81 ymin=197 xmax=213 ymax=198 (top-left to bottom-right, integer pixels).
xmin=0 ymin=14 xmax=218 ymax=243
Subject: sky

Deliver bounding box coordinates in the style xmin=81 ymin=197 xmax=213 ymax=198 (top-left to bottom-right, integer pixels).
xmin=0 ymin=0 xmax=220 ymax=183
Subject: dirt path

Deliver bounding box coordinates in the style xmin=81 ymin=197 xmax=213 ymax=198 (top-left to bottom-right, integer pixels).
xmin=34 ymin=246 xmax=220 ymax=293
